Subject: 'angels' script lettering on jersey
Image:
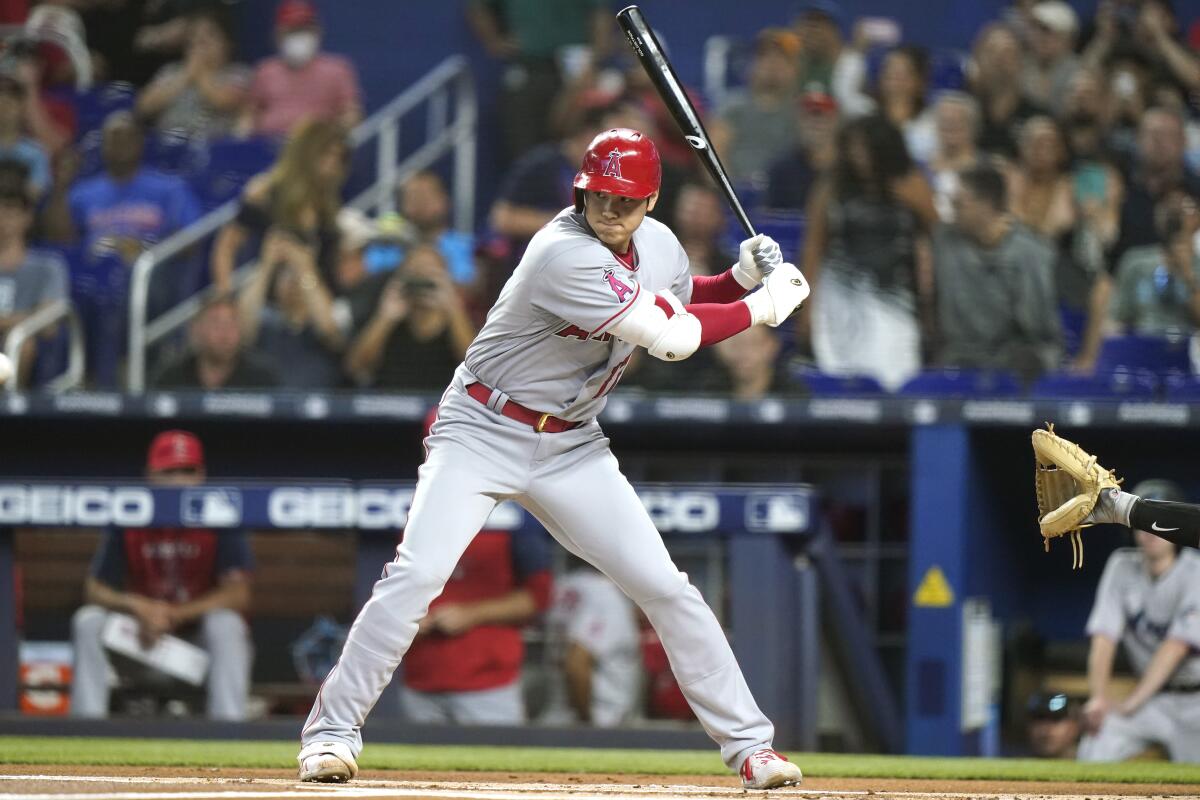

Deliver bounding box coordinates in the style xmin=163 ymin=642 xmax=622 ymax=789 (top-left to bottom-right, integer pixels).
xmin=556 ymin=324 xmax=613 ymax=342
xmin=603 ymin=269 xmax=634 ymax=302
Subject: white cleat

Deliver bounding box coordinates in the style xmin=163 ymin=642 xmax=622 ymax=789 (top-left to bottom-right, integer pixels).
xmin=297 ymin=740 xmax=359 ymax=783
xmin=739 ymin=748 xmax=803 ymax=789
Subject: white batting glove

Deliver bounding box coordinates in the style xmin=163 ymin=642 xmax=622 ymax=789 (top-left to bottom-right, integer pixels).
xmin=733 ymin=234 xmax=784 ymax=289
xmin=743 ymin=262 xmax=810 ymax=327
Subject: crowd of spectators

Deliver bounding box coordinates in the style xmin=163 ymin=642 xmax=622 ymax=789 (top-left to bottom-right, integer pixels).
xmin=0 ymin=0 xmax=372 ymax=390
xmin=474 ymin=0 xmax=1200 ymax=398
xmin=0 ymin=0 xmax=1198 ymax=400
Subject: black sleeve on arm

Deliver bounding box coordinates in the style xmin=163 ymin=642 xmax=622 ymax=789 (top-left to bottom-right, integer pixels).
xmin=1128 ymin=499 xmax=1200 ymax=548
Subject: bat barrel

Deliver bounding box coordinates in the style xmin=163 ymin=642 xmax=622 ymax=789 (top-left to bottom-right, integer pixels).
xmin=615 ymin=5 xmax=755 ymax=237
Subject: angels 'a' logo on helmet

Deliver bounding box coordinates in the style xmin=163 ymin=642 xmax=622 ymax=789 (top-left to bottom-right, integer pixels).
xmin=602 ymin=149 xmax=624 ymax=179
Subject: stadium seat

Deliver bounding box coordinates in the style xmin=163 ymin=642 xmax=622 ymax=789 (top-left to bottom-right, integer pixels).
xmin=1164 ymin=374 xmax=1200 ymax=401
xmin=1095 ymin=334 xmax=1191 ymax=375
xmin=1058 ymin=305 xmax=1086 ymax=359
xmin=1030 ymin=368 xmax=1159 ymax=399
xmin=929 ymin=49 xmax=968 ymax=91
xmin=723 ymin=211 xmax=805 ymax=269
xmin=190 ymin=137 xmax=278 ymax=210
xmin=145 ymin=130 xmax=207 ymax=177
xmin=73 ymin=81 xmax=137 ymax=137
xmin=791 ymin=366 xmax=885 ymax=396
xmin=79 ymin=128 xmax=208 ymax=182
xmin=898 ymin=368 xmax=1022 ymax=397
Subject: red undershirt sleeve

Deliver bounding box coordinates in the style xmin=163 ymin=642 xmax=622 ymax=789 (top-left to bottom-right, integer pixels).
xmin=653 ymin=294 xmax=753 ymax=348
xmin=689 ymin=268 xmax=747 ymax=304
xmin=521 ymin=570 xmax=554 ymax=613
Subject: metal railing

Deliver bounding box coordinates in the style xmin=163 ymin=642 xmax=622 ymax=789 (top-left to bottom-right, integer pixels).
xmin=4 ymin=299 xmax=86 ymax=393
xmin=703 ymin=35 xmax=733 ymax=112
xmin=126 ymin=55 xmax=477 ymax=393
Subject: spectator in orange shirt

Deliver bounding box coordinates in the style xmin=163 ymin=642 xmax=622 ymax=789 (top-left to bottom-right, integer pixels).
xmin=239 ymin=0 xmax=363 ymax=138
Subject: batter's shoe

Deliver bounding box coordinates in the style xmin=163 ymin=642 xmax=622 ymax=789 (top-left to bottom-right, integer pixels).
xmin=740 ymin=748 xmax=803 ymax=789
xmin=297 ymin=741 xmax=358 ymax=783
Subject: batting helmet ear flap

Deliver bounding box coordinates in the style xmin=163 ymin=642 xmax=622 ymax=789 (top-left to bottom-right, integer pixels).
xmin=574 ymin=187 xmax=585 ymax=213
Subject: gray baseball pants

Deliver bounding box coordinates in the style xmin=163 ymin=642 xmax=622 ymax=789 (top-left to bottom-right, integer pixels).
xmin=301 ymin=386 xmax=774 ymax=768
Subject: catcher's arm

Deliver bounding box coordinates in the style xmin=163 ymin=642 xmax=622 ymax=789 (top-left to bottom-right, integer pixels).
xmin=1033 ymin=424 xmax=1200 ymax=566
xmin=1128 ymin=500 xmax=1200 ymax=548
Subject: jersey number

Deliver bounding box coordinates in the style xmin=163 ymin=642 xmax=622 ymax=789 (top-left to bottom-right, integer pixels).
xmin=593 ymin=354 xmax=633 ymax=399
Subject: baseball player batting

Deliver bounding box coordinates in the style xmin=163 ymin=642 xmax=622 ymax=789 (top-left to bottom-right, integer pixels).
xmin=297 ymin=128 xmax=808 ymax=787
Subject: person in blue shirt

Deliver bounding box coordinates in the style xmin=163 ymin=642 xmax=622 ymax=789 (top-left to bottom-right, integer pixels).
xmin=59 ymin=111 xmax=202 ymax=264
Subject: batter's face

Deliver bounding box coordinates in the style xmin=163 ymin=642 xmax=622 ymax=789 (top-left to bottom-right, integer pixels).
xmin=584 ymin=190 xmax=658 ymax=252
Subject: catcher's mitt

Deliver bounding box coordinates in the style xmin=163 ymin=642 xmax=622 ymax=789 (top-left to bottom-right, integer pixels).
xmin=1032 ymin=423 xmax=1121 ymax=569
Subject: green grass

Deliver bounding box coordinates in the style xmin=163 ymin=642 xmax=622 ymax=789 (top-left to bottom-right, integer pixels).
xmin=1 ymin=737 xmax=1199 ymax=785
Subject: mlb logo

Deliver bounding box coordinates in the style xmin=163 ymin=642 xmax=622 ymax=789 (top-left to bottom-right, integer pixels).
xmin=745 ymin=492 xmax=810 ymax=534
xmin=181 ymin=488 xmax=243 ymax=527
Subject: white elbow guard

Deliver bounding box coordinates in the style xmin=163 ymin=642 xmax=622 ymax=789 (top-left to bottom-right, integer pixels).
xmin=648 ymin=312 xmax=702 ymax=361
xmin=610 ymin=290 xmax=702 ymax=362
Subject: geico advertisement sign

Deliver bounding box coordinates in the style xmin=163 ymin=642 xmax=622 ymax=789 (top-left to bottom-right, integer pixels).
xmin=639 ymin=491 xmax=720 ymax=532
xmin=0 ymin=485 xmax=727 ymax=533
xmin=268 ymin=488 xmax=416 ymax=529
xmin=271 ymin=488 xmax=722 ymax=532
xmin=0 ymin=485 xmax=154 ymax=526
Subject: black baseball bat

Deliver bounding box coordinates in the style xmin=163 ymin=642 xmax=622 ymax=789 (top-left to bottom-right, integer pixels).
xmin=616 ymin=4 xmax=755 ymax=236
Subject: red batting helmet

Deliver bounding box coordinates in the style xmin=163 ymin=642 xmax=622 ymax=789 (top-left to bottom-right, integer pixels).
xmin=573 ymin=128 xmax=661 ymax=204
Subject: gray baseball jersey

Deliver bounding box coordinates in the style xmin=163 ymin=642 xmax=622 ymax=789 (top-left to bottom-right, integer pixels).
xmin=463 ymin=207 xmax=692 ymax=421
xmin=1087 ymin=548 xmax=1200 ymax=685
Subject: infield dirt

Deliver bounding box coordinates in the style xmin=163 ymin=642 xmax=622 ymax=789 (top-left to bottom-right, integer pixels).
xmin=0 ymin=766 xmax=1197 ymax=799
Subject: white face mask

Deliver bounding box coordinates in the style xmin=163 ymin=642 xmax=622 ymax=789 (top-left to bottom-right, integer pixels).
xmin=280 ymin=31 xmax=319 ymax=67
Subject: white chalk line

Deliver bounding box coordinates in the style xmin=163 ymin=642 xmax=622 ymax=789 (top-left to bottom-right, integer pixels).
xmin=0 ymin=776 xmax=832 ymax=795
xmin=0 ymin=788 xmax=834 ymax=800
xmin=0 ymin=775 xmax=851 ymax=800
xmin=0 ymin=774 xmax=1184 ymax=800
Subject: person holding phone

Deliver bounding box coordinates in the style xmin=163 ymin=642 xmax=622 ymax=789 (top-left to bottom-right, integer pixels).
xmin=343 ymin=244 xmax=476 ymax=390
xmin=238 ymin=228 xmax=346 ymax=389
xmin=397 ymin=171 xmax=478 ymax=292
xmin=1109 ymin=193 xmax=1200 ymax=338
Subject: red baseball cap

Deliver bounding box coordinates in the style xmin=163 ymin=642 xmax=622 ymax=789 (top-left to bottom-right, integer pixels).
xmin=276 ymin=0 xmax=319 ymax=30
xmin=146 ymin=430 xmax=205 ymax=472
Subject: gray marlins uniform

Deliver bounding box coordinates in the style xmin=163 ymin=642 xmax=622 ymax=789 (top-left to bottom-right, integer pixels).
xmin=302 ymin=208 xmax=776 ymax=767
xmin=1079 ymin=548 xmax=1200 ymax=762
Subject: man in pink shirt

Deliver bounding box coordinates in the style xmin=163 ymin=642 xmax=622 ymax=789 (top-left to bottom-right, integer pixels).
xmin=240 ymin=0 xmax=363 ymax=138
